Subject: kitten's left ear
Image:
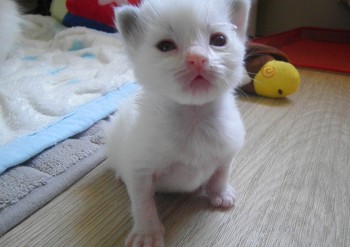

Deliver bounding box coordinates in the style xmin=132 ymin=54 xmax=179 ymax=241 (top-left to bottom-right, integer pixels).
xmin=227 ymin=0 xmax=252 ymax=41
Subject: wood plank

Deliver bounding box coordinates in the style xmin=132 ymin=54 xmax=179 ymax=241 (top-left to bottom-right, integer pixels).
xmin=1 ymin=69 xmax=349 ymax=247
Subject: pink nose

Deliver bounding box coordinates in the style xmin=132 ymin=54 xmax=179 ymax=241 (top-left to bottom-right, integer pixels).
xmin=186 ymin=54 xmax=208 ymax=70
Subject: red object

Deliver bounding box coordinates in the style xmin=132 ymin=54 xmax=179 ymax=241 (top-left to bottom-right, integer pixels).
xmin=128 ymin=0 xmax=141 ymax=5
xmin=253 ymin=27 xmax=350 ymax=74
xmin=66 ymin=0 xmax=141 ymax=28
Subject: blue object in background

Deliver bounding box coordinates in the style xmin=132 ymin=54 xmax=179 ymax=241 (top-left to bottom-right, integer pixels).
xmin=63 ymin=13 xmax=117 ymax=33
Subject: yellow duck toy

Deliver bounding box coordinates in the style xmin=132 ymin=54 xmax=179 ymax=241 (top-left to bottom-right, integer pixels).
xmin=240 ymin=43 xmax=300 ymax=98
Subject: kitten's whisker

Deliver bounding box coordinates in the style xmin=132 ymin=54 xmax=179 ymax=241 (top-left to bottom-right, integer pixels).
xmin=223 ymin=67 xmax=251 ymax=78
xmin=243 ymin=52 xmax=271 ymax=61
xmin=235 ymin=87 xmax=250 ymax=99
xmin=174 ymin=69 xmax=190 ymax=78
xmin=245 ymin=71 xmax=257 ymax=77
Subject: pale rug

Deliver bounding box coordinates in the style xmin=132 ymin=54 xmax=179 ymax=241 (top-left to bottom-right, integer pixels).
xmin=0 ymin=15 xmax=137 ymax=236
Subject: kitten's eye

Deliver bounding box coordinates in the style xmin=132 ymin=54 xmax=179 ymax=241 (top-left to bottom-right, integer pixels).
xmin=156 ymin=40 xmax=177 ymax=52
xmin=210 ymin=33 xmax=227 ymax=47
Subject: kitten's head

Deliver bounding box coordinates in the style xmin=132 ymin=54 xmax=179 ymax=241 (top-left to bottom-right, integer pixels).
xmin=115 ymin=0 xmax=251 ymax=105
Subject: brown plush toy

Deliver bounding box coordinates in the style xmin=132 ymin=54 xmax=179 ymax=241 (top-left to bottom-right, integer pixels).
xmin=239 ymin=42 xmax=300 ymax=98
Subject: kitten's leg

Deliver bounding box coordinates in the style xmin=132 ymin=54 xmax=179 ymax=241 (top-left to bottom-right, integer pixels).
xmin=205 ymin=158 xmax=236 ymax=208
xmin=125 ymin=173 xmax=165 ymax=247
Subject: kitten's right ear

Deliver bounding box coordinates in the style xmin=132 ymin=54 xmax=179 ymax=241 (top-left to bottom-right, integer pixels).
xmin=114 ymin=6 xmax=143 ymax=47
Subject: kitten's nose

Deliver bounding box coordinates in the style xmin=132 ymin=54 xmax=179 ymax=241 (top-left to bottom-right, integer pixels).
xmin=186 ymin=53 xmax=208 ymax=70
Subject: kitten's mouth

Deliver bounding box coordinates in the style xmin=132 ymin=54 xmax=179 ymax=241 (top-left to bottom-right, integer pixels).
xmin=188 ymin=75 xmax=212 ymax=93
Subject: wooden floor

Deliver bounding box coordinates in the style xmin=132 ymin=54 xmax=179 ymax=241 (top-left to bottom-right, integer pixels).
xmin=1 ymin=69 xmax=350 ymax=247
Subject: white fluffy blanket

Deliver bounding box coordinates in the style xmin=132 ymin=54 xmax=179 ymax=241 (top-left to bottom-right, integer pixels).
xmin=0 ymin=15 xmax=136 ymax=173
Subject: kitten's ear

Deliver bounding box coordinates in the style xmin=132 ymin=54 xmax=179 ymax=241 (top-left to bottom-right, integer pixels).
xmin=114 ymin=6 xmax=143 ymax=47
xmin=228 ymin=0 xmax=251 ymax=40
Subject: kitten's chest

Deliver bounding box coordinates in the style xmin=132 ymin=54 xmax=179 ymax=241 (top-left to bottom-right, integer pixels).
xmin=164 ymin=104 xmax=236 ymax=162
xmin=173 ymin=106 xmax=221 ymax=141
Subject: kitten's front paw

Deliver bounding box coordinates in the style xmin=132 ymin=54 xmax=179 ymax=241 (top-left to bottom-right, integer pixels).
xmin=208 ymin=185 xmax=237 ymax=208
xmin=126 ymin=226 xmax=165 ymax=247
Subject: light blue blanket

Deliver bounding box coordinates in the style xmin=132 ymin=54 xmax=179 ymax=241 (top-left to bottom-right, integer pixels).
xmin=0 ymin=83 xmax=139 ymax=174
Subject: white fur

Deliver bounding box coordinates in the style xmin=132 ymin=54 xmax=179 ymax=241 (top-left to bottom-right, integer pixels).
xmin=107 ymin=0 xmax=250 ymax=246
xmin=0 ymin=0 xmax=21 ymax=63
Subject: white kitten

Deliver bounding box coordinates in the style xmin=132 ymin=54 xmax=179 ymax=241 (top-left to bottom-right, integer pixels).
xmin=107 ymin=0 xmax=250 ymax=246
xmin=0 ymin=0 xmax=21 ymax=63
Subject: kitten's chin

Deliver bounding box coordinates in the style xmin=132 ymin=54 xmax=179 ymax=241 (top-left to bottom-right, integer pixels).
xmin=173 ymin=84 xmax=221 ymax=106
xmin=174 ymin=94 xmax=218 ymax=106
xmin=187 ymin=75 xmax=212 ymax=94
